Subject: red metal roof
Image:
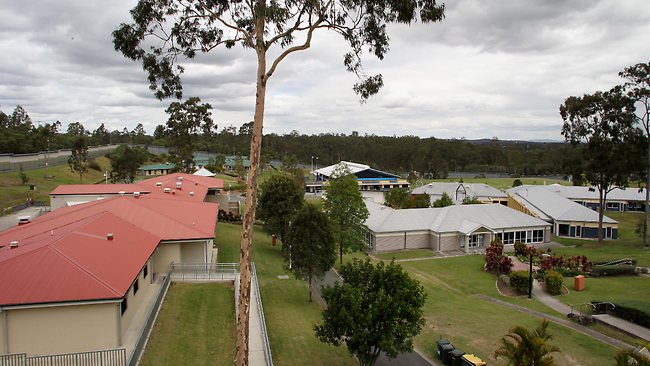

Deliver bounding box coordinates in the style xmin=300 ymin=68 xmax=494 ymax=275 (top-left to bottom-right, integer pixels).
xmin=50 ymin=184 xmax=151 ymax=195
xmin=0 ymin=196 xmax=217 ymax=243
xmin=138 ymin=173 xmax=224 ymax=190
xmin=0 ymin=212 xmax=160 ymax=306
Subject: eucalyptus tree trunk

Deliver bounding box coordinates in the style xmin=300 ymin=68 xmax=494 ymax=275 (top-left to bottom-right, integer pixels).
xmin=235 ymin=21 xmax=267 ymax=366
xmin=644 ymin=145 xmax=649 ymax=248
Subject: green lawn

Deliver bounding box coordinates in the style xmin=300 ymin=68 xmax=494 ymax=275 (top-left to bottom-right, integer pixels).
xmin=425 ymin=177 xmax=571 ymax=190
xmin=553 ymin=211 xmax=650 ymax=267
xmin=215 ymin=222 xmax=356 ymax=366
xmin=139 ymin=283 xmax=235 ymax=366
xmin=374 ymin=249 xmax=438 ymax=261
xmin=398 ymin=255 xmax=620 ymax=365
xmin=0 ymin=156 xmax=111 ymax=209
xmin=558 ymin=275 xmax=650 ymax=314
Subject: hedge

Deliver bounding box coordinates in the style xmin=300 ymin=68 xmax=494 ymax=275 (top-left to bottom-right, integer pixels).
xmin=545 ymin=270 xmax=563 ymax=295
xmin=590 ymin=265 xmax=637 ymax=277
xmin=509 ymin=271 xmax=531 ymax=294
xmin=592 ymin=300 xmax=650 ymax=328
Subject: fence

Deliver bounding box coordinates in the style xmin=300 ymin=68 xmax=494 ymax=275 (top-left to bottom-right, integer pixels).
xmin=0 ymin=145 xmax=118 ymax=174
xmin=127 ymin=272 xmax=171 ymax=366
xmin=170 ymin=263 xmax=239 ymax=281
xmin=0 ymin=348 xmax=126 ymax=366
xmin=2 ymin=201 xmax=48 ymax=217
xmin=252 ymin=263 xmax=274 ymax=366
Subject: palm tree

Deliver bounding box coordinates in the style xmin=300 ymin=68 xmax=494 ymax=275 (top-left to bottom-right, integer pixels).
xmin=615 ymin=348 xmax=650 ymax=366
xmin=494 ymin=320 xmax=560 ymax=366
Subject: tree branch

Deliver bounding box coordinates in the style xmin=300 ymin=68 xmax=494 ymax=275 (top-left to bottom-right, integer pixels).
xmin=266 ymin=18 xmax=324 ymax=80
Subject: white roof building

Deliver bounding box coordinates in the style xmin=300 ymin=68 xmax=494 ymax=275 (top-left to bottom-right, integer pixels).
xmin=507 ymin=185 xmax=618 ymax=240
xmin=412 ymin=182 xmax=507 ymax=205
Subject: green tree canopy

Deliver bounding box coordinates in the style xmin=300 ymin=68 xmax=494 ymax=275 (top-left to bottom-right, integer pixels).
xmin=68 ymin=136 xmax=88 ymax=183
xmin=257 ymin=172 xmax=305 ymax=248
xmin=493 ymin=320 xmax=560 ymax=366
xmin=323 ymin=164 xmax=369 ymax=265
xmin=285 ymin=204 xmax=336 ymax=302
xmin=433 ymin=192 xmax=454 ymax=207
xmin=315 ymin=258 xmax=427 ymax=366
xmin=462 ymin=195 xmax=482 ymax=205
xmin=384 ymin=188 xmax=410 ymax=208
xmin=561 ymin=86 xmax=645 ymax=242
xmin=108 ymin=145 xmax=149 ymax=183
xmin=165 ymin=97 xmax=214 ymax=173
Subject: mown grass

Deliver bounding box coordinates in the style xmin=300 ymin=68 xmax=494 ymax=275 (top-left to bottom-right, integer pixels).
xmin=553 ymin=211 xmax=650 ymax=267
xmin=0 ymin=156 xmax=111 ymax=209
xmin=215 ymin=222 xmax=356 ymax=366
xmin=399 ymin=255 xmax=619 ymax=365
xmin=374 ymin=249 xmax=438 ymax=261
xmin=139 ymin=283 xmax=235 ymax=366
xmin=558 ymin=275 xmax=650 ymax=312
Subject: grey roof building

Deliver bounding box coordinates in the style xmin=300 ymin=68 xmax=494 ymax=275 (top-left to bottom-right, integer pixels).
xmin=507 ymin=185 xmax=618 ymax=240
xmin=541 ymin=184 xmax=647 ymax=212
xmin=412 ymin=182 xmax=507 ymax=205
xmin=364 ymin=199 xmax=551 ymax=253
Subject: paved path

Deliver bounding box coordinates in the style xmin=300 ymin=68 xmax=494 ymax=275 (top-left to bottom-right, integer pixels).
xmin=477 ymin=294 xmax=633 ymax=350
xmin=313 ymin=268 xmax=436 ymax=366
xmin=248 ymin=272 xmax=267 ymax=366
xmin=0 ymin=206 xmax=48 ymax=231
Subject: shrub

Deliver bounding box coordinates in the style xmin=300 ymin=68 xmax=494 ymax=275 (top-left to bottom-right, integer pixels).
xmin=514 ymin=241 xmax=526 ymax=256
xmin=590 ymin=265 xmax=637 ymax=277
xmin=88 ymin=159 xmax=102 ymax=171
xmin=545 ymin=270 xmax=563 ymax=295
xmin=509 ymin=271 xmax=531 ymax=294
xmin=512 ymin=179 xmax=523 ymax=187
xmin=499 ymin=274 xmax=510 ymax=287
xmin=497 ymin=256 xmax=513 ymax=275
xmin=218 ymin=209 xmax=241 ymax=223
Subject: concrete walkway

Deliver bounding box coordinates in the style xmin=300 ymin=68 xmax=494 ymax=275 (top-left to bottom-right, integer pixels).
xmin=248 ymin=272 xmax=267 ymax=366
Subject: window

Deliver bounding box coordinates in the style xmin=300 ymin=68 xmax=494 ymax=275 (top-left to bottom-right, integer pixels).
xmin=558 ymin=224 xmax=570 ymax=237
xmin=502 ymin=232 xmax=515 ymax=245
xmin=121 ymin=298 xmax=128 ymax=316
xmin=469 ymin=234 xmax=484 ymax=248
xmin=143 ymin=264 xmax=148 ymax=279
xmin=607 ymin=227 xmax=612 ymax=238
xmin=133 ymin=279 xmax=139 ymax=295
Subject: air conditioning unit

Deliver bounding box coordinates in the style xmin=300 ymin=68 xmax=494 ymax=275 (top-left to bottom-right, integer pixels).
xmin=155 ymin=182 xmax=162 ymax=187
xmin=176 ymin=182 xmax=182 ymax=189
xmin=189 ymin=191 xmax=194 ymax=196
xmin=164 ymin=188 xmax=171 ymax=193
xmin=118 ymin=191 xmax=125 ymax=196
xmin=177 ymin=176 xmax=184 ymax=181
xmin=133 ymin=192 xmax=141 ymax=197
xmin=9 ymin=241 xmax=18 ymax=248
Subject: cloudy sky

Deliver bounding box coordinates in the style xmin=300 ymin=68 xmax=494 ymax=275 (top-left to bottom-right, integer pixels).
xmin=1 ymin=0 xmax=649 ymax=141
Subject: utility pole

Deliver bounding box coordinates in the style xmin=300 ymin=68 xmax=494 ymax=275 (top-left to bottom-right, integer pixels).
xmin=44 ymin=138 xmax=49 ymax=178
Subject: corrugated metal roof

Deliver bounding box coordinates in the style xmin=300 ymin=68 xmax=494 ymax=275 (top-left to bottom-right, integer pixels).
xmin=507 ymin=185 xmax=617 ymax=224
xmin=543 ymin=184 xmax=646 ymax=202
xmin=138 ymin=163 xmax=176 ymax=171
xmin=0 ymin=212 xmax=160 ymax=306
xmin=365 ymin=200 xmax=550 ymax=234
xmin=1 ymin=196 xmax=217 ymax=242
xmin=193 ymin=167 xmax=216 ymax=177
xmin=314 ymin=161 xmax=370 ymax=177
xmin=50 ymin=184 xmax=151 ymax=195
xmin=412 ymin=182 xmax=507 ymax=203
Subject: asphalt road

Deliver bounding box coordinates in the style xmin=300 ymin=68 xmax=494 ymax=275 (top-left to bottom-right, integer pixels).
xmin=0 ymin=206 xmax=49 ymax=231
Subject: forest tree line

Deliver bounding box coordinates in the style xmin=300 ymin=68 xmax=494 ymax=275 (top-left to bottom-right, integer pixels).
xmin=1 ymin=104 xmax=582 ymax=178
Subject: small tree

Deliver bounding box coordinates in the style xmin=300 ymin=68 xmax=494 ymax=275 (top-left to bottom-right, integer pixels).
xmin=108 ymin=145 xmax=149 ymax=183
xmin=257 ymin=172 xmax=305 ymax=251
xmin=68 ymin=136 xmax=88 ymax=183
xmin=165 ymin=97 xmax=214 ymax=173
xmin=323 ymin=164 xmax=369 ymax=265
xmin=315 ymin=259 xmax=427 ymax=366
xmin=285 ymin=204 xmax=336 ymax=302
xmin=384 ymin=188 xmax=410 ymax=209
xmin=18 ymin=165 xmax=29 ymax=185
xmin=405 ymin=193 xmax=431 ymax=208
xmin=462 ymin=195 xmax=482 ymax=205
xmin=494 ymin=320 xmax=560 ymax=366
xmin=512 ymin=179 xmax=523 ymax=187
xmin=433 ymin=192 xmax=454 ymax=207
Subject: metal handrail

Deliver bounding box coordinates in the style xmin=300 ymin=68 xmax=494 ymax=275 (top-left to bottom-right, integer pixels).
xmin=252 ymin=262 xmax=274 ymax=366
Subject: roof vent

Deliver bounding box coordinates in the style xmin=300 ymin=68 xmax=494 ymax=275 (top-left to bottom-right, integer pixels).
xmin=189 ymin=191 xmax=194 ymax=196
xmin=172 ymin=190 xmax=176 ymax=195
xmin=155 ymin=182 xmax=162 ymax=187
xmin=9 ymin=241 xmax=18 ymax=248
xmin=164 ymin=188 xmax=171 ymax=193
xmin=177 ymin=176 xmax=184 ymax=181
xmin=118 ymin=191 xmax=125 ymax=196
xmin=107 ymin=233 xmax=114 ymax=241
xmin=176 ymin=181 xmax=182 ymax=189
xmin=133 ymin=191 xmax=141 ymax=197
